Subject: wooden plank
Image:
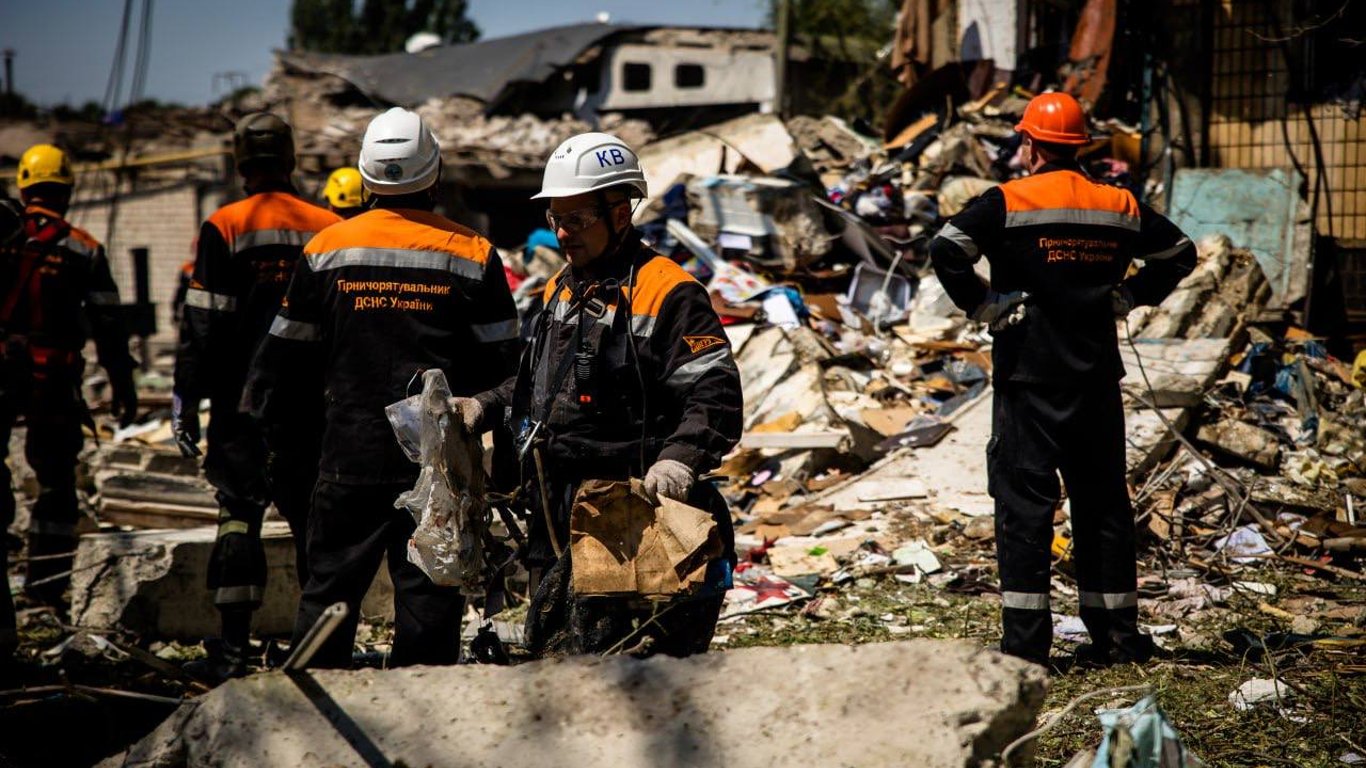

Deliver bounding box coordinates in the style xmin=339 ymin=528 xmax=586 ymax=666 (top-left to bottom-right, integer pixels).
xmin=99 ymin=498 xmax=219 ymax=530
xmin=739 ymin=431 xmax=850 ymax=451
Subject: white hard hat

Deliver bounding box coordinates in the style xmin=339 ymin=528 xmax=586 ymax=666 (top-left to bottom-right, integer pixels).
xmin=358 ymin=107 xmax=441 ymax=196
xmin=532 ymin=132 xmax=647 ymax=200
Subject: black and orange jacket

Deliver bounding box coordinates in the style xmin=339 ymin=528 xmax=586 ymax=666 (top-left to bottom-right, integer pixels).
xmin=0 ymin=204 xmax=134 ymax=379
xmin=175 ymin=187 xmax=340 ymax=410
xmin=929 ymin=161 xmax=1196 ymax=383
xmin=477 ymin=233 xmax=742 ymax=479
xmin=244 ymin=207 xmax=519 ymax=485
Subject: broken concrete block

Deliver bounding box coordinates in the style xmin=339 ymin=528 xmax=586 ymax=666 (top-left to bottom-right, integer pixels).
xmin=71 ymin=523 xmax=393 ymax=640
xmin=113 ymin=640 xmax=1047 ymax=768
xmin=1136 ymin=237 xmax=1231 ymax=339
xmin=1196 ymin=419 xmax=1282 ymax=470
xmin=1119 ymin=337 xmax=1233 ymax=408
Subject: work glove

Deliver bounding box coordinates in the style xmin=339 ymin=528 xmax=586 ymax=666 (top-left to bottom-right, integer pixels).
xmin=642 ymin=459 xmax=695 ymax=504
xmin=110 ymin=373 xmax=139 ymax=429
xmin=971 ymin=290 xmax=1031 ymax=331
xmin=1111 ymin=286 xmax=1136 ymax=319
xmin=447 ymin=396 xmax=486 ymax=434
xmin=172 ymin=391 xmax=202 ymax=457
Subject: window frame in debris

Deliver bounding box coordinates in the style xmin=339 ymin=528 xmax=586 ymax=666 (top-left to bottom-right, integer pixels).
xmin=622 ymin=62 xmax=653 ymax=93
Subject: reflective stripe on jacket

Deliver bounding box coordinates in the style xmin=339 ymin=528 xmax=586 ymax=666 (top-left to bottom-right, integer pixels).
xmin=928 ymin=162 xmax=1196 ymax=383
xmin=480 ymin=235 xmax=742 ymax=480
xmin=0 ymin=205 xmax=134 ymax=379
xmin=244 ymin=207 xmax=519 ymax=484
xmin=175 ymin=189 xmax=340 ymax=404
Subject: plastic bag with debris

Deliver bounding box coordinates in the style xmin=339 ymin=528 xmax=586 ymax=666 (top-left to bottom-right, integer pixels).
xmin=385 ymin=369 xmax=486 ymax=589
xmin=1091 ymin=695 xmax=1205 ymax=768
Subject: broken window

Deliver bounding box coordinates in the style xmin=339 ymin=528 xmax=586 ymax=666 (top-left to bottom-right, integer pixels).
xmin=623 ymin=62 xmax=652 ymax=92
xmin=675 ymin=63 xmax=705 ymax=89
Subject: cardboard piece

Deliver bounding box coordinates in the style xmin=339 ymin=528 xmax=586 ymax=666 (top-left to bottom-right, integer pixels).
xmin=569 ymin=480 xmax=722 ymax=598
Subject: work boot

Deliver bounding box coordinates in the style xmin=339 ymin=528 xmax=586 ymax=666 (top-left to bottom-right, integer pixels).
xmin=183 ymin=637 xmax=249 ymax=685
xmin=185 ymin=607 xmax=253 ymax=684
xmin=1073 ymin=635 xmax=1157 ymax=668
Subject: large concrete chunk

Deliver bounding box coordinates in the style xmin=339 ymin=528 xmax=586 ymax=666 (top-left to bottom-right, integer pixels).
xmin=71 ymin=523 xmax=393 ymax=640
xmin=114 ymin=640 xmax=1047 ymax=768
xmin=1119 ymin=337 xmax=1233 ymax=408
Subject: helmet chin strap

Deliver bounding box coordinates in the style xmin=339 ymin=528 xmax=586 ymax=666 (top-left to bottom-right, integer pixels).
xmin=593 ymin=189 xmax=641 ymax=267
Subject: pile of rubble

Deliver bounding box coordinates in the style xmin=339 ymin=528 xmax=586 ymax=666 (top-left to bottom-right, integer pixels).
xmin=258 ymin=62 xmax=654 ymax=174
xmin=3 ymin=66 xmax=1365 ymax=767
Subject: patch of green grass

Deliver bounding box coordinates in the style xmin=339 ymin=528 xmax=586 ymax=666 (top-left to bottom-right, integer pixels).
xmin=716 ymin=573 xmax=1366 ymax=765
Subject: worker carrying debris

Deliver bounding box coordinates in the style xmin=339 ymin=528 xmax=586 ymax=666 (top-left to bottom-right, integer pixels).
xmin=451 ymin=132 xmax=743 ymax=657
xmin=173 ymin=113 xmax=341 ymax=681
xmin=928 ymin=92 xmax=1197 ymax=667
xmin=0 ymin=146 xmax=138 ymax=655
xmin=245 ymin=107 xmax=518 ymax=668
xmin=322 ymin=167 xmax=368 ymax=219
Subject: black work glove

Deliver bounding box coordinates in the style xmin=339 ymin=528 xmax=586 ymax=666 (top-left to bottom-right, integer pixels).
xmin=172 ymin=391 xmax=202 ymax=457
xmin=110 ymin=372 xmax=139 ymax=429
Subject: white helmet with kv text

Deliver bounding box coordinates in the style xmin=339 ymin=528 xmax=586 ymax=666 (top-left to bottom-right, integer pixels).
xmin=358 ymin=107 xmax=441 ymax=196
xmin=532 ymin=132 xmax=647 ymax=200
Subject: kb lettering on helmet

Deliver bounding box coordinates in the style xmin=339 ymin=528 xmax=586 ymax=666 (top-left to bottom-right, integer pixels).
xmin=595 ymin=148 xmax=626 ymax=168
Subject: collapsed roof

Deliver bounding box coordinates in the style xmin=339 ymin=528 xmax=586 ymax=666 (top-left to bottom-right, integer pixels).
xmin=276 ymin=23 xmax=635 ymax=109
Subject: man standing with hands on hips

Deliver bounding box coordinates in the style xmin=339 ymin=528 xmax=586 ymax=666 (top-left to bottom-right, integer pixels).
xmin=928 ymin=92 xmax=1196 ymax=667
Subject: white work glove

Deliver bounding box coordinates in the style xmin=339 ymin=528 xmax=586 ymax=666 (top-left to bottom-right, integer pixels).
xmin=447 ymin=396 xmax=485 ymax=434
xmin=971 ymin=290 xmax=1031 ymax=331
xmin=1111 ymin=286 xmax=1136 ymax=318
xmin=642 ymin=459 xmax=695 ymax=503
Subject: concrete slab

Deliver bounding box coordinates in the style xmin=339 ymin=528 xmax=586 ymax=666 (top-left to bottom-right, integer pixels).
xmin=70 ymin=523 xmax=394 ymax=640
xmin=1120 ymin=337 xmax=1233 ymax=408
xmin=816 ymin=392 xmax=993 ymax=517
xmin=112 ymin=640 xmax=1047 ymax=768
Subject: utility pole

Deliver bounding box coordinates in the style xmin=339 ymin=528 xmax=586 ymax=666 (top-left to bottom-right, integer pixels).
xmin=3 ymin=49 xmax=14 ymax=107
xmin=774 ymin=0 xmax=791 ymax=118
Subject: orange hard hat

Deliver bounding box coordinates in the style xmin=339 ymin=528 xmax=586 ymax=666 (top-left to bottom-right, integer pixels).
xmin=1015 ymin=92 xmax=1091 ymax=146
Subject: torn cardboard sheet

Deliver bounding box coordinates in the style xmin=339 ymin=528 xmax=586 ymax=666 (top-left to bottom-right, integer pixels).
xmin=569 ymin=480 xmax=722 ymax=598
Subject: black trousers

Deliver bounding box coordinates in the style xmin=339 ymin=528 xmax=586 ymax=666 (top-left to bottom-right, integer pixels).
xmin=202 ymin=412 xmax=312 ymax=610
xmin=292 ymin=480 xmax=465 ymax=669
xmin=0 ymin=377 xmax=85 ymax=608
xmin=988 ymin=382 xmax=1143 ymax=664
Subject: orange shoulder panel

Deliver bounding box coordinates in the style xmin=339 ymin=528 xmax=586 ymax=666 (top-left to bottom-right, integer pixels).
xmin=303 ymin=208 xmax=491 ymax=266
xmin=628 ymin=255 xmax=699 ymax=318
xmin=999 ymin=170 xmax=1138 ymax=216
xmin=543 ymin=268 xmax=569 ymax=305
xmin=208 ymin=192 xmax=341 ymax=247
xmin=65 ymin=225 xmax=102 ymax=252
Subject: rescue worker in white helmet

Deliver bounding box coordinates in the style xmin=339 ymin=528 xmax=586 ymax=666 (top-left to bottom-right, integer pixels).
xmin=322 ymin=167 xmax=368 ymax=219
xmin=451 ymin=133 xmax=743 ymax=658
xmin=245 ymin=107 xmax=518 ymax=667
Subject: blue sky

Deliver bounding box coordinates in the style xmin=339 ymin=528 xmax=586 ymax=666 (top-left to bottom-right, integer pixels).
xmin=0 ymin=0 xmax=767 ymax=107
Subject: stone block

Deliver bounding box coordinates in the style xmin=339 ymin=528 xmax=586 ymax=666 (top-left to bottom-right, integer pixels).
xmin=113 ymin=640 xmax=1047 ymax=768
xmin=70 ymin=522 xmax=393 ymax=640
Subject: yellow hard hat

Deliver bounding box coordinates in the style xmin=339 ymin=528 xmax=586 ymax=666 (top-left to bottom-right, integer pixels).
xmin=16 ymin=144 xmax=74 ymax=190
xmin=323 ymin=167 xmax=368 ymax=209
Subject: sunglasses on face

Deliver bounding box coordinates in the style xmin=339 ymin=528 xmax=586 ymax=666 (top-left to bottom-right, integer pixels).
xmin=545 ymin=206 xmax=603 ymax=234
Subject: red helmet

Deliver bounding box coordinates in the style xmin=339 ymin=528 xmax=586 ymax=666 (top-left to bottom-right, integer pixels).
xmin=1015 ymin=92 xmax=1091 ymax=146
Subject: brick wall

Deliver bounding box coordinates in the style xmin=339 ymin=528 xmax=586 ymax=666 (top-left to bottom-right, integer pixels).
xmin=65 ymin=179 xmax=227 ymax=343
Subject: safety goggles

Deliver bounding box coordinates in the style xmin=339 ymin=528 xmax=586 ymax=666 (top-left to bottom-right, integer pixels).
xmin=545 ymin=206 xmax=603 ymax=234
